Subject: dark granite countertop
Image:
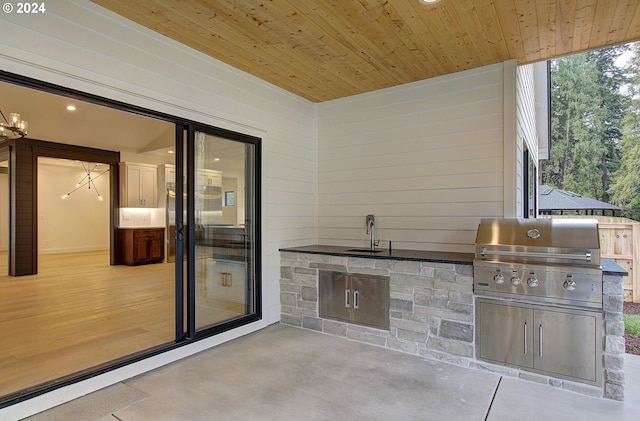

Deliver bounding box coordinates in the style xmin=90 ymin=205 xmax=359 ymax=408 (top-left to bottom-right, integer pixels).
xmin=602 ymin=258 xmax=628 ymax=276
xmin=279 ymin=244 xmax=474 ymax=265
xmin=279 ymin=245 xmax=628 ymax=276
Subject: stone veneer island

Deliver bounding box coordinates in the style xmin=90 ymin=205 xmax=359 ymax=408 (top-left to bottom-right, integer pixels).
xmin=279 ymin=245 xmax=627 ymax=401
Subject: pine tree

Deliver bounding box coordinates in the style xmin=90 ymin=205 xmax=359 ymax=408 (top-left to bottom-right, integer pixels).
xmin=610 ymin=42 xmax=640 ymax=220
xmin=588 ymin=46 xmax=629 ymax=202
xmin=542 ymin=53 xmax=604 ymax=195
xmin=541 ymin=46 xmax=628 ymax=201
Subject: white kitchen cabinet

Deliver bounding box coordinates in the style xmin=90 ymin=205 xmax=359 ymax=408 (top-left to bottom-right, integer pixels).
xmin=120 ymin=162 xmax=158 ymax=208
xmin=197 ymin=169 xmax=222 ymax=188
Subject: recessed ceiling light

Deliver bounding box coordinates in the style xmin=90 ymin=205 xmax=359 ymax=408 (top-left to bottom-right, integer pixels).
xmin=213 ymin=158 xmax=220 ymax=162
xmin=168 ymin=150 xmax=174 ymax=154
xmin=66 ymin=105 xmax=76 ymax=111
xmin=419 ymin=0 xmax=441 ymax=4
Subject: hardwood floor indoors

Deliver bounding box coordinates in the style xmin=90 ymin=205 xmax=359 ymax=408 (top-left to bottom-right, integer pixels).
xmin=0 ymin=250 xmax=176 ymax=399
xmin=0 ymin=247 xmax=248 ymax=401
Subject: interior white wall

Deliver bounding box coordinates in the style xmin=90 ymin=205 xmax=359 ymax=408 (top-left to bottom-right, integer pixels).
xmin=0 ymin=1 xmax=315 ymax=418
xmin=37 ymin=158 xmax=110 ymax=254
xmin=118 ymin=208 xmax=165 ymax=228
xmin=316 ymin=62 xmax=516 ymax=253
xmin=120 ymin=151 xmax=173 ymax=166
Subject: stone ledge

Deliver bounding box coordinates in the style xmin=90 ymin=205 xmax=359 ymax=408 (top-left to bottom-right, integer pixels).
xmin=468 ymin=360 xmax=520 ymax=377
xmin=563 ymin=381 xmax=603 ymax=398
xmin=470 ymin=359 xmax=604 ymax=399
xmin=419 ymin=348 xmax=471 ymax=367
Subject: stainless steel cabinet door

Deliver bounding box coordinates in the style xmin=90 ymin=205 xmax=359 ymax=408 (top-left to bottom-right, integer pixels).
xmin=319 ymin=271 xmax=351 ymax=322
xmin=350 ymin=274 xmax=389 ymax=329
xmin=477 ymin=300 xmax=534 ymax=368
xmin=534 ymin=309 xmax=598 ymax=382
xmin=319 ymin=271 xmax=389 ymax=329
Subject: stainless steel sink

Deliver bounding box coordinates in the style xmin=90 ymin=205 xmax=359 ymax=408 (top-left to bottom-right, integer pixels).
xmin=346 ymin=248 xmax=384 ymax=253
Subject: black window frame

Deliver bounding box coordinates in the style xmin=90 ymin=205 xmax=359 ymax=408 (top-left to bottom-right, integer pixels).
xmin=523 ymin=147 xmax=538 ymax=218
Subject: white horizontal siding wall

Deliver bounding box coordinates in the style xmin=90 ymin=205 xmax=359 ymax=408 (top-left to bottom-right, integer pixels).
xmin=517 ymin=64 xmax=540 ymax=163
xmin=534 ymin=62 xmax=551 ymax=160
xmin=317 ymin=62 xmax=515 ymax=253
xmin=0 ymin=1 xmax=314 ymax=419
xmin=516 ymin=63 xmax=542 ymax=217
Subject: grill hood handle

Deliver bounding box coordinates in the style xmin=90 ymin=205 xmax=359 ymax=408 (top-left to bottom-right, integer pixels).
xmin=480 ymin=247 xmax=592 ymax=263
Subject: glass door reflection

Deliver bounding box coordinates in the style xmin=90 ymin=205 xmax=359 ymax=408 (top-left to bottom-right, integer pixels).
xmin=193 ymin=131 xmax=255 ymax=330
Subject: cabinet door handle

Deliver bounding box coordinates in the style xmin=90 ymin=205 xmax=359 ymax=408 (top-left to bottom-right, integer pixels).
xmin=353 ymin=290 xmax=360 ymax=310
xmin=524 ymin=322 xmax=528 ymax=355
xmin=345 ymin=289 xmax=351 ymax=308
xmin=539 ymin=324 xmax=543 ymax=358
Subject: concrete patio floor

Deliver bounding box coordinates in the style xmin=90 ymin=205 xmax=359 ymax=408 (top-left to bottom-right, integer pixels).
xmin=23 ymin=323 xmax=640 ymax=421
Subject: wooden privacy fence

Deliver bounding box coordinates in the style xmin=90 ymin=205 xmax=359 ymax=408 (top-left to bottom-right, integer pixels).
xmin=542 ymin=215 xmax=640 ymax=303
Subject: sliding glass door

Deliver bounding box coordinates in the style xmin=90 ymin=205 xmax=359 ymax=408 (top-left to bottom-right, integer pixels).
xmin=183 ymin=126 xmax=260 ymax=337
xmin=0 ymin=74 xmax=262 ymax=404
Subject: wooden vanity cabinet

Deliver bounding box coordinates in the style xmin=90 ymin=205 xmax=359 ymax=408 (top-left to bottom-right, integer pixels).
xmin=118 ymin=228 xmax=164 ymax=265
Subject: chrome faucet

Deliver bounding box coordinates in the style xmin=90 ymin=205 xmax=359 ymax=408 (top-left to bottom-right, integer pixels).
xmin=366 ymin=215 xmax=378 ymax=251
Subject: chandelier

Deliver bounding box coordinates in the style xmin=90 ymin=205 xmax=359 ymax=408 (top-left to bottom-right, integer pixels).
xmin=61 ymin=162 xmax=109 ymax=201
xmin=0 ymin=110 xmax=28 ymax=140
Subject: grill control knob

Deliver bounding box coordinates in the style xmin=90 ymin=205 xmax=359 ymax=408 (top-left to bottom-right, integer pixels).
xmin=563 ymin=276 xmax=576 ymax=291
xmin=527 ymin=275 xmax=539 ymax=287
xmin=493 ymin=273 xmax=505 ymax=284
xmin=511 ymin=276 xmax=521 ymax=286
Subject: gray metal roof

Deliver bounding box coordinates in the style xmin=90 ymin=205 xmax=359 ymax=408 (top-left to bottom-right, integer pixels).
xmin=538 ymin=185 xmax=623 ymax=211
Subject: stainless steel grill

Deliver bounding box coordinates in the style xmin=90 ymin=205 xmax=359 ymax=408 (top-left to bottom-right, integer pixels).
xmin=473 ymin=218 xmax=602 ymax=309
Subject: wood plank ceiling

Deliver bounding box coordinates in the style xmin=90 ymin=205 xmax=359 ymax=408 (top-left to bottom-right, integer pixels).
xmin=91 ymin=0 xmax=640 ymax=102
